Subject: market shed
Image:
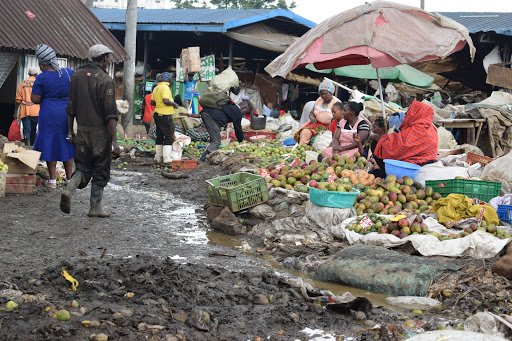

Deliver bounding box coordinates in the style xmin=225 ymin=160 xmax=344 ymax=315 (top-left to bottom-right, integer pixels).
xmin=0 ymin=0 xmax=127 ymax=136
xmin=415 ymin=12 xmax=512 ymax=92
xmin=92 ymin=8 xmax=314 ymax=75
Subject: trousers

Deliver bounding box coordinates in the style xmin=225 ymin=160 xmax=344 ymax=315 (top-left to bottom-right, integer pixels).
xmin=154 ymin=113 xmax=175 ymax=145
xmin=75 ymin=126 xmax=112 ymax=188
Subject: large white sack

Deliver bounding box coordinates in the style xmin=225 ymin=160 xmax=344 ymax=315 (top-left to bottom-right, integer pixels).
xmin=415 ymin=161 xmax=469 ymax=187
xmin=481 ymin=151 xmax=512 ymax=193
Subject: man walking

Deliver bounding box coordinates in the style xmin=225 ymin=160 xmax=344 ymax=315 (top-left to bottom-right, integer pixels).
xmin=151 ymin=72 xmax=178 ymax=164
xmin=60 ymin=44 xmax=120 ymax=218
xmin=14 ymin=67 xmax=40 ymax=146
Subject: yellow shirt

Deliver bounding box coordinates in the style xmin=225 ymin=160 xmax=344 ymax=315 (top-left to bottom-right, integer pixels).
xmin=152 ymin=82 xmax=175 ymax=115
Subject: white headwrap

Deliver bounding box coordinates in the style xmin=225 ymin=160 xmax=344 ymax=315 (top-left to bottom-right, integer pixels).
xmin=35 ymin=44 xmax=61 ymax=77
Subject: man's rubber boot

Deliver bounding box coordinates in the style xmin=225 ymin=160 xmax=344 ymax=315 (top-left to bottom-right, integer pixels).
xmin=88 ymin=183 xmax=111 ymax=218
xmin=162 ymin=145 xmax=173 ymax=164
xmin=60 ymin=171 xmax=82 ymax=214
xmin=154 ymin=145 xmax=163 ymax=164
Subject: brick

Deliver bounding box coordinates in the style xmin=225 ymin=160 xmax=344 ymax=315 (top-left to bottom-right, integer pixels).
xmin=5 ymin=174 xmax=37 ymax=185
xmin=5 ymin=183 xmax=36 ymax=194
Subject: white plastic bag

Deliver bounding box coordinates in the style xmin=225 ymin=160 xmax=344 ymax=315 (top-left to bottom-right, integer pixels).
xmin=174 ymin=132 xmax=192 ymax=146
xmin=210 ymin=66 xmax=239 ymax=93
xmin=312 ymin=131 xmax=332 ymax=153
xmin=415 ymin=161 xmax=469 ymax=187
xmin=170 ymin=141 xmax=183 ymax=161
xmin=481 ymin=151 xmax=512 ymax=193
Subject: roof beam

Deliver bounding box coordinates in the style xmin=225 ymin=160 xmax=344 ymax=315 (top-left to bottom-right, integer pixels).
xmin=103 ymin=23 xmax=224 ymax=32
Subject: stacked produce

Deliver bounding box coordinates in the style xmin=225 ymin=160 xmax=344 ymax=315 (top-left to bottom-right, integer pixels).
xmin=266 ymin=154 xmax=373 ymax=192
xmin=225 ymin=141 xmax=314 ymax=168
xmin=184 ymin=141 xmax=208 ymax=158
xmin=354 ymin=175 xmax=442 ymax=216
xmin=117 ymin=138 xmax=155 ymax=153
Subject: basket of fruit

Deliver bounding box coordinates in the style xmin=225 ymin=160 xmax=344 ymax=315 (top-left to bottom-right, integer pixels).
xmin=206 ymin=172 xmax=269 ymax=212
xmin=308 ymin=182 xmax=359 ymax=209
xmin=384 ymin=159 xmax=421 ymax=180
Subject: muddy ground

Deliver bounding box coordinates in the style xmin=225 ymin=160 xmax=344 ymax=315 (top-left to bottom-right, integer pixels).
xmin=0 ymin=159 xmax=379 ymax=340
xmin=0 ymin=157 xmax=510 ymax=340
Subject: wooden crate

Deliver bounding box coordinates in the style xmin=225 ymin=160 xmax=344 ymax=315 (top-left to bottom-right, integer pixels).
xmin=486 ymin=63 xmax=512 ymax=89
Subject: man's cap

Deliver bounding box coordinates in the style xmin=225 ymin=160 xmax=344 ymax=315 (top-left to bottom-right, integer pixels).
xmin=89 ymin=44 xmax=113 ymax=59
xmin=28 ymin=67 xmax=39 ymax=75
xmin=161 ymin=72 xmax=171 ymax=82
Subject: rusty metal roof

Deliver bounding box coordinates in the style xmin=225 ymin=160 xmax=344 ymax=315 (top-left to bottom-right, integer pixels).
xmin=0 ymin=0 xmax=127 ymax=62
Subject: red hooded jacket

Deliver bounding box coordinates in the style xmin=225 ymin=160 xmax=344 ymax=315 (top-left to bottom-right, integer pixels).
xmin=374 ymin=100 xmax=438 ymax=165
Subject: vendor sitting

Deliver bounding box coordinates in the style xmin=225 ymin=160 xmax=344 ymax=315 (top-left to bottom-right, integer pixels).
xmin=294 ymin=79 xmax=340 ymax=145
xmin=323 ymin=101 xmax=370 ymax=159
xmin=373 ymin=100 xmax=438 ymax=167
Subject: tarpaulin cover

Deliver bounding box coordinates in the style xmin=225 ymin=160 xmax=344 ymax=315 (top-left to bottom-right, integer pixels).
xmin=315 ymin=244 xmax=459 ymax=296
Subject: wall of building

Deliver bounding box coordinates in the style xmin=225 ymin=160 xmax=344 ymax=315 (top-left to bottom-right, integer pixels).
xmin=93 ymin=0 xmax=173 ymax=9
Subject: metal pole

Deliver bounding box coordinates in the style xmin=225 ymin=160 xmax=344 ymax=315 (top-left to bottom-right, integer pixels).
xmin=122 ymin=0 xmax=137 ymax=133
xmin=228 ymin=38 xmax=233 ymax=67
xmin=420 ymin=0 xmax=425 ymax=10
xmin=376 ymin=68 xmax=387 ymax=119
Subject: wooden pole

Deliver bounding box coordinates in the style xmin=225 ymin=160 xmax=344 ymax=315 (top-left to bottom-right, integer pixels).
xmin=228 ymin=38 xmax=233 ymax=67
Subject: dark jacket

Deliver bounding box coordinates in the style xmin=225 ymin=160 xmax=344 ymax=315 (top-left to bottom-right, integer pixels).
xmin=67 ymin=63 xmax=118 ymax=128
xmin=203 ymin=103 xmax=244 ymax=142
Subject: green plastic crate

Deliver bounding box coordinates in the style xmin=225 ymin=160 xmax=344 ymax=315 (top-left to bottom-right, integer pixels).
xmin=425 ymin=179 xmax=502 ymax=202
xmin=206 ymin=172 xmax=269 ymax=212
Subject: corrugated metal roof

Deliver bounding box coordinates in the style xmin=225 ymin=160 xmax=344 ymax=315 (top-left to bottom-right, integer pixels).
xmin=440 ymin=12 xmax=512 ymax=36
xmin=0 ymin=0 xmax=127 ymax=62
xmin=92 ymin=8 xmax=315 ymax=31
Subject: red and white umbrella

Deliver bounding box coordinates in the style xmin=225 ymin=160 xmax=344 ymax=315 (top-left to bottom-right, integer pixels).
xmin=265 ymin=1 xmax=476 ymax=116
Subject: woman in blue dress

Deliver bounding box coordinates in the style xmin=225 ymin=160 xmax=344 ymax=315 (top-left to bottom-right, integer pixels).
xmin=31 ymin=44 xmax=75 ymax=189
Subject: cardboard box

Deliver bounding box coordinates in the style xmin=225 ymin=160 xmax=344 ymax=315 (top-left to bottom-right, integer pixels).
xmin=5 ymin=174 xmax=37 ymax=194
xmin=180 ymin=47 xmax=201 ymax=73
xmin=486 ymin=63 xmax=512 ymax=89
xmin=1 ymin=143 xmax=40 ymax=174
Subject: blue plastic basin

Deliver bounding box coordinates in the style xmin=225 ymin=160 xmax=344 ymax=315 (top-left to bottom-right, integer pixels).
xmin=384 ymin=159 xmax=421 ymax=180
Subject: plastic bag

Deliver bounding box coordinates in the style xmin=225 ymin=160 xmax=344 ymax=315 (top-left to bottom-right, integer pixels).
xmin=312 ymin=131 xmax=332 ymax=153
xmin=415 ymin=161 xmax=469 ymax=187
xmin=170 ymin=141 xmax=184 ymax=161
xmin=210 ymin=66 xmax=239 ymax=93
xmin=8 ymin=120 xmax=22 ymax=141
xmin=481 ymin=151 xmax=512 ymax=193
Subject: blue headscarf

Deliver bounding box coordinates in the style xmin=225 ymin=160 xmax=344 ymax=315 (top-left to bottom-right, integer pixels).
xmin=35 ymin=44 xmax=62 ymax=77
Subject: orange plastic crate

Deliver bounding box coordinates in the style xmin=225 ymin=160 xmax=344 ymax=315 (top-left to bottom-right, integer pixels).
xmin=171 ymin=159 xmax=198 ymax=172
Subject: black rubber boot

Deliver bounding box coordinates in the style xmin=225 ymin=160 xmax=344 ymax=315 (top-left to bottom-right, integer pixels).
xmin=60 ymin=171 xmax=82 ymax=214
xmin=88 ymin=183 xmax=111 ymax=218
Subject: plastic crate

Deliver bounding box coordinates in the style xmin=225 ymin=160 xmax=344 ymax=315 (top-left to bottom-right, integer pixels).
xmin=425 ymin=179 xmax=502 ymax=203
xmin=308 ymin=186 xmax=359 ymax=209
xmin=171 ymin=159 xmax=197 ymax=172
xmin=498 ymin=205 xmax=512 ymax=224
xmin=206 ymin=172 xmax=269 ymax=212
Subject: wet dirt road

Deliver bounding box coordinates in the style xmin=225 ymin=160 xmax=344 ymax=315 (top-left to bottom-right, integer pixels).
xmin=0 ymin=168 xmax=264 ymax=275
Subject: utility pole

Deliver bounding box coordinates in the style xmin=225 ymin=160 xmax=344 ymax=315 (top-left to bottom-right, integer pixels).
xmin=420 ymin=0 xmax=425 ymax=10
xmin=122 ymin=0 xmax=137 ymax=134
